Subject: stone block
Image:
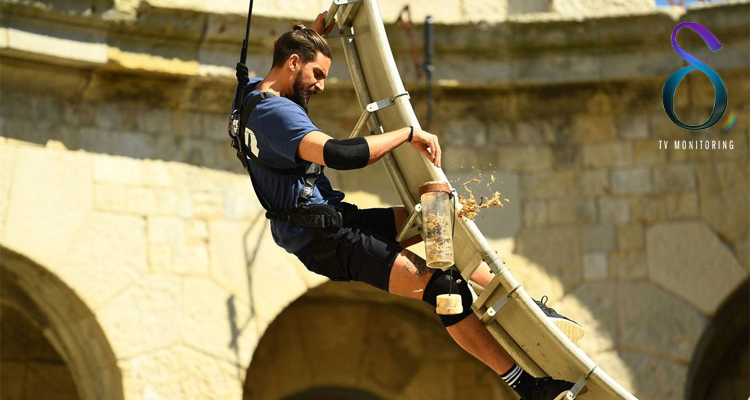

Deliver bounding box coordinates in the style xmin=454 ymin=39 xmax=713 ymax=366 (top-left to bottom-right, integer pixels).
xmin=207 ymin=220 xmax=255 ymax=304
xmin=498 ymin=146 xmax=553 ymax=171
xmin=577 ymin=170 xmax=609 ymax=196
xmin=182 ymin=277 xmax=253 ymax=364
xmin=560 ymin=283 xmax=618 ymax=355
xmin=142 ymin=159 xmax=173 ymax=187
xmin=181 ymin=138 xmax=218 ymax=167
xmin=127 ymin=187 xmax=158 ymax=215
xmin=696 ymin=161 xmax=749 ymax=245
xmin=154 ymin=188 xmax=192 ymax=217
xmin=192 ymin=191 xmax=226 ymax=219
xmin=634 ymin=140 xmax=667 ymax=165
xmin=3 ymin=147 xmax=93 ymax=269
xmin=654 ymin=165 xmax=696 ymax=191
xmin=56 ymin=212 xmax=148 ymax=309
xmin=202 ymin=113 xmax=231 ymax=141
xmin=97 ymin=275 xmax=183 ymax=359
xmin=618 ymin=282 xmax=707 ymax=361
xmin=583 ymin=224 xmax=616 ymax=252
xmin=598 ymin=198 xmax=630 ymax=224
xmin=155 ymin=135 xmax=182 ymax=161
xmin=548 ymin=198 xmax=598 ymax=225
xmin=584 ymin=252 xmax=608 ymax=280
xmin=443 ymin=117 xmax=487 ymax=146
xmin=582 ymin=142 xmax=633 ymax=168
xmin=523 ymin=200 xmax=548 ymax=227
xmin=665 ymin=193 xmax=699 ymax=218
xmin=173 ymin=244 xmax=209 ymax=275
xmin=94 ymin=154 xmax=142 ymax=185
xmin=488 ymin=120 xmax=515 ymax=145
xmin=119 ymin=345 xmax=241 ymax=400
xmin=647 ymin=221 xmax=748 ymax=315
xmin=148 ymin=243 xmax=172 ymax=273
xmin=148 ymin=216 xmax=184 ymax=244
xmin=96 ymin=103 xmax=122 ymax=130
xmin=618 ymin=351 xmax=689 ymax=400
xmin=608 ymin=250 xmax=647 ymax=279
xmin=443 ymin=146 xmax=498 ymax=173
xmin=615 ymin=114 xmax=649 ymax=140
xmin=516 ymin=226 xmax=583 ymax=290
xmin=617 ymin=224 xmax=644 ymax=251
xmin=171 ymin=110 xmax=204 ymax=137
xmin=629 ymin=196 xmax=667 ymax=224
xmin=521 ymin=171 xmax=574 ymax=199
xmin=139 ymin=108 xmax=172 ymax=134
xmin=186 ymin=220 xmax=208 ymax=244
xmin=94 ymin=183 xmax=129 ymax=213
xmin=111 ymin=131 xmax=156 ymax=159
xmin=611 ymin=167 xmax=652 ymax=193
xmin=574 ymin=114 xmax=616 ymax=143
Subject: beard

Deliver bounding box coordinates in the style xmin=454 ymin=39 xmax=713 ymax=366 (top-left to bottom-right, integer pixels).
xmin=290 ymin=72 xmax=318 ymax=112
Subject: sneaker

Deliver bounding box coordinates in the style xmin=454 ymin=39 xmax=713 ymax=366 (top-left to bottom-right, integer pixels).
xmin=535 ymin=296 xmax=585 ymax=342
xmin=521 ymin=377 xmax=575 ymax=400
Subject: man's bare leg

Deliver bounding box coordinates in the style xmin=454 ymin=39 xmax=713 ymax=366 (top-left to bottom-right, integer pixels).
xmin=388 ymin=249 xmax=515 ymax=375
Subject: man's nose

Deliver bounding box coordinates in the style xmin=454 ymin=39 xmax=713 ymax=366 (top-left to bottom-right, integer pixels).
xmin=315 ymin=80 xmax=324 ymax=92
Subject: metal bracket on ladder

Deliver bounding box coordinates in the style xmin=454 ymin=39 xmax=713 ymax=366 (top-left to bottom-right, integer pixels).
xmin=325 ymin=0 xmax=362 ymax=28
xmin=395 ymin=203 xmax=422 ymax=243
xmin=564 ymin=365 xmax=597 ymax=399
xmin=479 ymin=283 xmax=522 ymax=324
xmin=349 ymin=92 xmax=410 ymax=139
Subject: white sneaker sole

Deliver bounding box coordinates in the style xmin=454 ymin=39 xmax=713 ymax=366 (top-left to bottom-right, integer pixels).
xmin=550 ymin=318 xmax=585 ymax=342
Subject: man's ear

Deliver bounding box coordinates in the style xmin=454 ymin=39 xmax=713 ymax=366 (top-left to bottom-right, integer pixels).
xmin=288 ymin=54 xmax=300 ymax=71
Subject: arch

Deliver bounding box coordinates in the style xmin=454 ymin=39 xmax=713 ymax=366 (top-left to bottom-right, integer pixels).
xmin=283 ymin=386 xmax=385 ymax=400
xmin=0 ymin=246 xmax=124 ymax=400
xmin=687 ymin=279 xmax=750 ymax=400
xmin=242 ymin=281 xmax=515 ymax=400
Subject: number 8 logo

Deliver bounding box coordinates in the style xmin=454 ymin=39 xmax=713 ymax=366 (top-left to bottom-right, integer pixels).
xmin=662 ymin=22 xmax=728 ymax=130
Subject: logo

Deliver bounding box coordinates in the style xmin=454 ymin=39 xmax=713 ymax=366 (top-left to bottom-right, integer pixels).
xmin=662 ymin=22 xmax=728 ymax=130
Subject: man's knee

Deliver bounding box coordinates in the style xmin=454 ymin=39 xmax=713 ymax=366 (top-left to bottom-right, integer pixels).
xmin=421 ymin=269 xmax=474 ymax=327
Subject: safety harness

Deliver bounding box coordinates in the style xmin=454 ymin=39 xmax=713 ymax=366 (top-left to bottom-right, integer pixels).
xmin=227 ymin=2 xmax=346 ymax=279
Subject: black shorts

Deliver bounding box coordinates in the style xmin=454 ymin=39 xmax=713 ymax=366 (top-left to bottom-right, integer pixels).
xmin=293 ymin=205 xmax=402 ymax=292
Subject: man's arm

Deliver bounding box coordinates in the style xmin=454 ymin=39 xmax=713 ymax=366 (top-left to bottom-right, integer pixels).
xmin=297 ymin=127 xmax=442 ymax=169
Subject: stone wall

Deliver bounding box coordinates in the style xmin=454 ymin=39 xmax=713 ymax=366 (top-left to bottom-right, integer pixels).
xmin=1 ymin=0 xmax=748 ymax=400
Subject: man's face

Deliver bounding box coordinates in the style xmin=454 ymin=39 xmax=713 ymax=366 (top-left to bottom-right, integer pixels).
xmin=290 ymin=52 xmax=331 ymax=111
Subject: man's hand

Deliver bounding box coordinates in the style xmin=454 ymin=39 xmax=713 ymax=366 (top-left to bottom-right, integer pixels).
xmin=311 ymin=11 xmax=336 ymax=36
xmin=410 ymin=129 xmax=442 ymax=168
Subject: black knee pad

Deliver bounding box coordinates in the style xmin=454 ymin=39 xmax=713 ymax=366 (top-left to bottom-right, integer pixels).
xmin=422 ymin=269 xmax=474 ymax=327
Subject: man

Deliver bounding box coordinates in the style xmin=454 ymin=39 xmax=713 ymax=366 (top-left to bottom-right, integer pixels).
xmin=233 ymin=11 xmax=583 ymax=400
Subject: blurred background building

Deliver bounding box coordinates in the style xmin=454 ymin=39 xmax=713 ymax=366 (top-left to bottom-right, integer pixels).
xmin=0 ymin=0 xmax=748 ymax=399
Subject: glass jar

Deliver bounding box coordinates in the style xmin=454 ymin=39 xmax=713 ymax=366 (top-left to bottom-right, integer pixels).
xmin=419 ymin=181 xmax=454 ymax=269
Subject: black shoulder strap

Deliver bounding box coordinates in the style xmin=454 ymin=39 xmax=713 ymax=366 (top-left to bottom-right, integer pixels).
xmin=235 ymin=91 xmax=324 ymax=210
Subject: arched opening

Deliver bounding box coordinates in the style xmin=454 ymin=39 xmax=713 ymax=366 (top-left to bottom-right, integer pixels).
xmin=283 ymin=386 xmax=384 ymax=400
xmin=0 ymin=247 xmax=124 ymax=400
xmin=1 ymin=304 xmax=80 ymax=399
xmin=687 ymin=279 xmax=750 ymax=400
xmin=242 ymin=281 xmax=515 ymax=400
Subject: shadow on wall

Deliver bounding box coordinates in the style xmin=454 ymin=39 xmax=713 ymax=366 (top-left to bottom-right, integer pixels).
xmin=0 ymin=246 xmax=124 ymax=400
xmin=687 ymin=280 xmax=750 ymax=400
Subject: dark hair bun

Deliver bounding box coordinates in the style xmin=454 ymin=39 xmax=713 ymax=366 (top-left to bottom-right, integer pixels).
xmin=292 ymin=23 xmax=306 ymax=31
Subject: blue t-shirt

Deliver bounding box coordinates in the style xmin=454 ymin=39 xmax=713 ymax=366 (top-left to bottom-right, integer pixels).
xmin=243 ymin=78 xmax=345 ymax=253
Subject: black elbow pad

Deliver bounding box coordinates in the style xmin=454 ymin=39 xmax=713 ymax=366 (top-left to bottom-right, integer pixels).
xmin=323 ymin=137 xmax=370 ymax=170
